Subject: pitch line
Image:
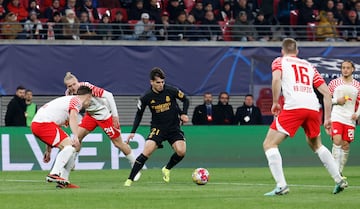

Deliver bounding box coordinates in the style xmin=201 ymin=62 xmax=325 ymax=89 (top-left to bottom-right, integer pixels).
xmin=210 ymin=182 xmax=360 ymax=189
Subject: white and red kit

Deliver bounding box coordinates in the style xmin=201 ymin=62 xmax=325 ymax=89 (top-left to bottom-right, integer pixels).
xmin=65 ymin=82 xmax=120 ymax=139
xmin=270 ymin=56 xmax=325 ymax=138
xmin=328 ymin=78 xmax=360 ymax=142
xmin=31 ymin=96 xmax=82 ymax=147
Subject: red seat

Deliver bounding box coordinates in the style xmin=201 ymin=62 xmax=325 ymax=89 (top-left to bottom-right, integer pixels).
xmin=218 ymin=20 xmax=232 ymax=41
xmin=110 ymin=8 xmax=128 ymax=22
xmin=273 ymin=0 xmax=280 ymax=17
xmin=256 ymin=88 xmax=273 ymax=116
xmin=97 ymin=7 xmax=110 ymax=19
xmin=127 ymin=20 xmax=138 ymax=29
xmin=290 ymin=10 xmax=298 ymax=25
xmin=184 ymin=0 xmax=195 ymax=14
xmin=306 ymin=22 xmax=317 ymax=41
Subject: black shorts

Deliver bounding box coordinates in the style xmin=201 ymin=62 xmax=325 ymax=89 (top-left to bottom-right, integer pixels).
xmin=147 ymin=127 xmax=185 ymax=148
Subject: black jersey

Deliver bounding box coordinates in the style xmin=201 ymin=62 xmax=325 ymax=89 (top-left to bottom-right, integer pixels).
xmin=131 ymin=84 xmax=189 ymax=133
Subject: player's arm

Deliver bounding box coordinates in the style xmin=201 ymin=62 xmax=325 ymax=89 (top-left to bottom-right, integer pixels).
xmin=68 ymin=108 xmax=81 ymax=150
xmin=174 ymin=88 xmax=190 ymax=123
xmin=317 ymin=83 xmax=332 ymax=134
xmin=43 ymin=144 xmax=52 ymax=163
xmin=271 ymin=69 xmax=282 ymax=116
xmin=127 ymin=97 xmax=147 ymax=143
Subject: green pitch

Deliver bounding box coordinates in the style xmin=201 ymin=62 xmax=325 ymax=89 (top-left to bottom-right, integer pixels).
xmin=1 ymin=167 xmax=359 ymax=209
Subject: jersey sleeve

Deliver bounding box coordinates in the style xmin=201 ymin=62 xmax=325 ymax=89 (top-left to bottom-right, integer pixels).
xmin=80 ymin=82 xmax=104 ymax=97
xmin=313 ymin=68 xmax=325 ymax=88
xmin=130 ymin=95 xmax=147 ymax=133
xmin=271 ymin=57 xmax=282 ymax=72
xmin=68 ymin=97 xmax=81 ymax=113
xmin=328 ymin=79 xmax=336 ymax=95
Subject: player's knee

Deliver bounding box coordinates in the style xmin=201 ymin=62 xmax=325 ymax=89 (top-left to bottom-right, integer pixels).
xmin=176 ymin=149 xmax=186 ymax=157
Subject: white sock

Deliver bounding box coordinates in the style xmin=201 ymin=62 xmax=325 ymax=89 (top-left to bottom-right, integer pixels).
xmin=340 ymin=149 xmax=349 ymax=174
xmin=331 ymin=144 xmax=342 ymax=172
xmin=316 ymin=145 xmax=342 ymax=183
xmin=265 ymin=148 xmax=287 ymax=188
xmin=50 ymin=145 xmax=76 ymax=175
xmin=126 ymin=151 xmax=136 ymax=167
xmin=60 ymin=152 xmax=77 ymax=181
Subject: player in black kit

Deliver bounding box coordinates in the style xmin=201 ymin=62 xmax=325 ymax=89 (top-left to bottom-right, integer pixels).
xmin=124 ymin=67 xmax=190 ymax=186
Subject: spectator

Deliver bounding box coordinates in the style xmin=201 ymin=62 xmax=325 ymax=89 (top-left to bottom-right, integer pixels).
xmin=61 ymin=8 xmax=80 ymax=39
xmin=355 ymin=1 xmax=360 ymax=21
xmin=77 ymin=0 xmax=99 ymax=23
xmin=167 ymin=0 xmax=186 ymax=23
xmin=5 ymin=85 xmax=27 ymax=127
xmin=322 ymin=0 xmax=336 ymax=14
xmin=297 ymin=0 xmax=320 ymax=39
xmin=202 ymin=0 xmax=221 ymax=11
xmin=342 ymin=10 xmax=360 ymax=42
xmin=133 ymin=12 xmax=157 ymax=40
xmin=27 ymin=0 xmax=41 ymax=17
xmin=7 ymin=0 xmax=29 ymax=21
xmin=61 ymin=0 xmax=76 ymax=16
xmin=186 ymin=13 xmax=203 ymax=41
xmin=220 ymin=1 xmax=233 ymax=22
xmin=168 ymin=11 xmax=189 ymax=40
xmin=25 ymin=89 xmax=37 ymax=127
xmin=156 ymin=11 xmax=170 ymax=40
xmin=147 ymin=0 xmax=161 ymax=24
xmin=315 ymin=10 xmax=344 ymax=41
xmin=256 ymin=0 xmax=277 ymax=25
xmin=190 ymin=1 xmax=205 ymax=23
xmin=201 ymin=10 xmax=223 ymax=41
xmin=213 ymin=92 xmax=235 ymax=125
xmin=45 ymin=11 xmax=63 ymax=39
xmin=233 ymin=0 xmax=254 ymax=23
xmin=203 ymin=2 xmax=221 ymax=21
xmin=1 ymin=12 xmax=23 ymax=39
xmin=254 ymin=11 xmax=271 ymax=41
xmin=44 ymin=0 xmax=62 ymax=20
xmin=96 ymin=14 xmax=112 ymax=40
xmin=277 ymin=0 xmax=298 ymax=37
xmin=232 ymin=11 xmax=255 ymax=41
xmin=43 ymin=0 xmax=66 ymax=12
xmin=234 ymin=94 xmax=262 ymax=125
xmin=333 ymin=1 xmax=346 ymax=25
xmin=79 ymin=11 xmax=96 ymax=39
xmin=112 ymin=10 xmax=128 ymax=40
xmin=23 ymin=10 xmax=43 ymax=39
xmin=128 ymin=0 xmax=147 ymax=21
xmin=192 ymin=92 xmax=215 ymax=125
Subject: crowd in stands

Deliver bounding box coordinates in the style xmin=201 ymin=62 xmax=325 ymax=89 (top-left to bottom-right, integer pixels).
xmin=0 ymin=0 xmax=359 ymax=41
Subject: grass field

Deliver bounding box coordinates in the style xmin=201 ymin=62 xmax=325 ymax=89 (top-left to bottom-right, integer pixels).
xmin=1 ymin=166 xmax=359 ymax=209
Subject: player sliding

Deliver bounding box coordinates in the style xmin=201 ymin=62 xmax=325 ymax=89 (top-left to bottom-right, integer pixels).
xmin=63 ymin=72 xmax=140 ymax=181
xmin=31 ymin=86 xmax=92 ymax=188
xmin=262 ymin=38 xmax=347 ymax=196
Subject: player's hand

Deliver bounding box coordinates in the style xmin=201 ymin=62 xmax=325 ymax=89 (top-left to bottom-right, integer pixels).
xmin=113 ymin=116 xmax=120 ymax=129
xmin=180 ymin=114 xmax=189 ymax=124
xmin=323 ymin=119 xmax=332 ymax=135
xmin=351 ymin=113 xmax=358 ymax=121
xmin=72 ymin=137 xmax=81 ymax=151
xmin=43 ymin=151 xmax=51 ymax=163
xmin=271 ymin=103 xmax=282 ymax=116
xmin=126 ymin=133 xmax=135 ymax=144
xmin=337 ymin=97 xmax=346 ymax=105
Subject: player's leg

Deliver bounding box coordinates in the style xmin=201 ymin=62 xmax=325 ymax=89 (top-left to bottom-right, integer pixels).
xmin=263 ymin=128 xmax=288 ymax=195
xmin=340 ymin=141 xmax=350 ymax=175
xmin=161 ymin=138 xmax=186 ymax=183
xmin=331 ymin=134 xmax=343 ymax=173
xmin=124 ymin=139 xmax=158 ymax=186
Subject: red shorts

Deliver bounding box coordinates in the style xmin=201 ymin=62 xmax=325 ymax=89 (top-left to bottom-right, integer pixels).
xmin=31 ymin=122 xmax=69 ymax=147
xmin=331 ymin=122 xmax=355 ymax=143
xmin=270 ymin=109 xmax=321 ymax=138
xmin=79 ymin=113 xmax=120 ymax=139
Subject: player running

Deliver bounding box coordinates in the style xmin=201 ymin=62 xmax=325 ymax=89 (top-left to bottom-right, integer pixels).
xmin=262 ymin=38 xmax=347 ymax=196
xmin=31 ymin=86 xmax=92 ymax=188
xmin=124 ymin=67 xmax=190 ymax=186
xmin=63 ymin=72 xmax=140 ymax=181
xmin=328 ymin=60 xmax=360 ymax=178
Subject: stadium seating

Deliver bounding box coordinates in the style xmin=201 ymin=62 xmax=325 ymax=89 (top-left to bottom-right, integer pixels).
xmin=256 ymin=87 xmax=273 ymax=116
xmin=184 ymin=0 xmax=195 ymax=14
xmin=97 ymin=7 xmax=111 ymax=19
xmin=218 ymin=20 xmax=232 ymax=41
xmin=306 ymin=22 xmax=317 ymax=41
xmin=290 ymin=10 xmax=298 ymax=26
xmin=110 ymin=8 xmax=128 ymax=22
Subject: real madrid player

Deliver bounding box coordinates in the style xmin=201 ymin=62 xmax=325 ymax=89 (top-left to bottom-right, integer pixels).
xmin=124 ymin=67 xmax=190 ymax=186
xmin=328 ymin=60 xmax=360 ymax=178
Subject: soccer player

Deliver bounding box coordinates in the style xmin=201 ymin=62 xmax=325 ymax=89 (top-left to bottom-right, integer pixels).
xmin=31 ymin=86 xmax=92 ymax=188
xmin=124 ymin=67 xmax=190 ymax=186
xmin=63 ymin=72 xmax=140 ymax=180
xmin=328 ymin=60 xmax=360 ymax=178
xmin=262 ymin=38 xmax=347 ymax=196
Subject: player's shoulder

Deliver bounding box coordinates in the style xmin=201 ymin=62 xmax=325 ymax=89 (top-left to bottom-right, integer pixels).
xmin=164 ymin=84 xmax=179 ymax=92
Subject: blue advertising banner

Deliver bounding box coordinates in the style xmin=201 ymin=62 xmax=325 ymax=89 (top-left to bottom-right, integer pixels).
xmin=0 ymin=45 xmax=360 ymax=96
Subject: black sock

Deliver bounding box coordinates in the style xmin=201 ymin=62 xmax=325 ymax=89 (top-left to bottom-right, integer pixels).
xmin=166 ymin=153 xmax=184 ymax=170
xmin=128 ymin=154 xmax=148 ymax=180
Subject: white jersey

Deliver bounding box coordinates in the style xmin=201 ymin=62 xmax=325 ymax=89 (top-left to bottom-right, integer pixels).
xmin=328 ymin=77 xmax=360 ymax=126
xmin=65 ymin=82 xmax=111 ymax=120
xmin=32 ymin=96 xmax=81 ymax=126
xmin=272 ymin=56 xmax=325 ymax=111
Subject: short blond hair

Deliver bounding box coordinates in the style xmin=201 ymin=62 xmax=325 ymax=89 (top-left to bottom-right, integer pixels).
xmin=63 ymin=72 xmax=78 ymax=85
xmin=282 ymin=38 xmax=298 ymax=55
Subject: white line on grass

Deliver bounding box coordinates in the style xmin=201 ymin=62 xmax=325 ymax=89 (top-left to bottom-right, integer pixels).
xmin=209 ymin=182 xmax=360 ymax=189
xmin=4 ymin=179 xmax=44 ymax=183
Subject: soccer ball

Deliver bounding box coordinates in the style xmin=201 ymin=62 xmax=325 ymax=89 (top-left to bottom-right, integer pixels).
xmin=192 ymin=168 xmax=210 ymax=185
